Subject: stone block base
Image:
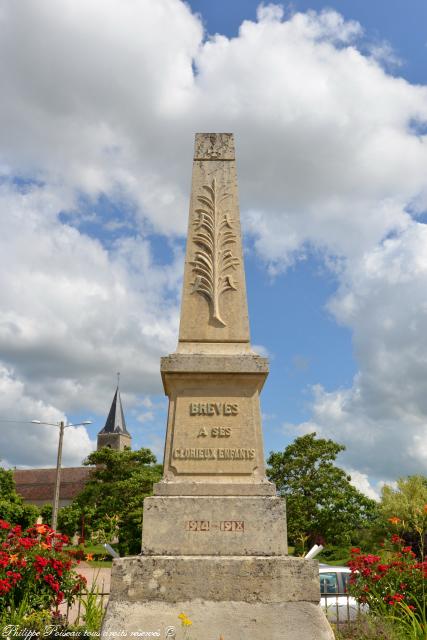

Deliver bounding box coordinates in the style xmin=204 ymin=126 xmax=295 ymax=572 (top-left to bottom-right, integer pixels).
xmin=101 ymin=556 xmax=334 ymax=640
xmin=153 ymin=480 xmax=276 ymax=496
xmin=142 ymin=496 xmax=287 ymax=555
xmin=102 ymin=600 xmax=334 ymax=640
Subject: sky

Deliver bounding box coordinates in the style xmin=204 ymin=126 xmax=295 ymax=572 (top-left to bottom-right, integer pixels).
xmin=0 ymin=0 xmax=426 ymax=500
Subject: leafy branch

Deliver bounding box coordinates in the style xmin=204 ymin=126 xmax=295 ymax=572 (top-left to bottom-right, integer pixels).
xmin=190 ymin=178 xmax=239 ymax=326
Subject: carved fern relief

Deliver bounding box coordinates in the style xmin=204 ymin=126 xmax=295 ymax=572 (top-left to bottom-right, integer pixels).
xmin=190 ymin=178 xmax=240 ymax=326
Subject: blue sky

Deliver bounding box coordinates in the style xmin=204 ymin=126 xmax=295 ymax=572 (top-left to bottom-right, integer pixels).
xmin=0 ymin=0 xmax=426 ymax=499
xmin=190 ymin=0 xmax=427 ymax=84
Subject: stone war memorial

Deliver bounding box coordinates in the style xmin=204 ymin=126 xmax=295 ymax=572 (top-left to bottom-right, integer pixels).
xmin=101 ymin=133 xmax=334 ymax=639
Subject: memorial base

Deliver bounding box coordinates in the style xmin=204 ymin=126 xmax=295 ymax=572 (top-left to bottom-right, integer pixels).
xmin=101 ymin=556 xmax=334 ymax=640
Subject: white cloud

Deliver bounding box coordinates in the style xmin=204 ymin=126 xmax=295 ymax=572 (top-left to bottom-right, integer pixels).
xmin=0 ymin=182 xmax=180 ymax=466
xmin=0 ymin=1 xmax=426 ymax=481
xmin=345 ymin=468 xmax=380 ymax=501
xmin=299 ymin=222 xmax=427 ymax=481
xmin=0 ymin=364 xmax=93 ymax=467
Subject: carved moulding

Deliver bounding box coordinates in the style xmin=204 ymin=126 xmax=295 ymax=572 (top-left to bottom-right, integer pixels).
xmin=190 ymin=178 xmax=240 ymax=326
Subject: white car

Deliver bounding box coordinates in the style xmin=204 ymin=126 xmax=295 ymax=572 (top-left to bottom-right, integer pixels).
xmin=319 ymin=564 xmax=367 ymax=622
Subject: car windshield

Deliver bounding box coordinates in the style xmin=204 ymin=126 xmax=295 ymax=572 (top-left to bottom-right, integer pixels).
xmin=320 ymin=572 xmax=339 ymax=594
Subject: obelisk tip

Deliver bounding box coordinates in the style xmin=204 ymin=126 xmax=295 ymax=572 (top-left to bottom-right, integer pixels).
xmin=194 ymin=132 xmax=235 ymax=161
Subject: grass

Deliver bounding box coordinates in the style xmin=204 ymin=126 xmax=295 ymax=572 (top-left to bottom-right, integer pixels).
xmin=332 ymin=616 xmax=401 ymax=640
xmin=64 ymin=543 xmax=114 ymax=567
xmin=86 ymin=559 xmax=112 ymax=568
xmin=318 ymin=555 xmax=350 ymax=566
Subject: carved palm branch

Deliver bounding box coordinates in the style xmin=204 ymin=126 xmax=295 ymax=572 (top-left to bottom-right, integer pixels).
xmin=190 ymin=178 xmax=240 ymax=326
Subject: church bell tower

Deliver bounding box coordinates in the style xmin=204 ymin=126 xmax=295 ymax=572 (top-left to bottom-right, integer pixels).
xmin=97 ymin=381 xmax=131 ymax=451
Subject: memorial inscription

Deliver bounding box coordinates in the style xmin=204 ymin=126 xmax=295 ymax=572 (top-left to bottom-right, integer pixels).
xmin=168 ymin=391 xmax=260 ymax=476
xmin=190 ymin=402 xmax=239 ymax=416
xmin=186 ymin=520 xmax=245 ymax=532
xmin=173 ymin=447 xmax=256 ymax=460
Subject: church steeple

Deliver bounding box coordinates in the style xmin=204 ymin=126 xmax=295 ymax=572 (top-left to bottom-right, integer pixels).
xmin=97 ymin=376 xmax=131 ymax=451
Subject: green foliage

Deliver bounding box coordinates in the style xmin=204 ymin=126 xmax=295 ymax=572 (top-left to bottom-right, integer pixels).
xmin=267 ymin=433 xmax=379 ymax=552
xmin=64 ymin=447 xmax=162 ymax=556
xmin=58 ymin=502 xmax=86 ymax=539
xmin=78 ymin=573 xmax=106 ymax=631
xmin=0 ymin=468 xmax=39 ymax=529
xmin=39 ymin=504 xmax=52 ymax=527
xmin=317 ymin=545 xmax=351 ymax=565
xmin=5 ymin=606 xmax=53 ymax=637
xmin=333 ymin=616 xmax=402 ymax=640
xmin=380 ymin=476 xmax=427 ymax=557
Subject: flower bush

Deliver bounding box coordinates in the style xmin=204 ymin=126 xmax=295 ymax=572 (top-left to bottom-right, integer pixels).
xmin=348 ymin=534 xmax=426 ymax=623
xmin=0 ymin=519 xmax=86 ymax=618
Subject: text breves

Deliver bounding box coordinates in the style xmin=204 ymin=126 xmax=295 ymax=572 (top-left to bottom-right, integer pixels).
xmin=189 ymin=402 xmax=239 ymax=416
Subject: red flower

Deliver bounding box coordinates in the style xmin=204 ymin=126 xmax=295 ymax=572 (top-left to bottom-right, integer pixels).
xmin=401 ymin=546 xmax=415 ymax=557
xmin=19 ymin=537 xmax=36 ymax=549
xmin=0 ymin=579 xmax=11 ymax=594
xmin=350 ymin=547 xmax=361 ymax=554
xmin=43 ymin=573 xmax=60 ymax=592
xmin=363 ymin=554 xmax=380 ymax=565
xmin=6 ymin=571 xmax=22 ymax=586
xmin=50 ymin=558 xmax=64 ymax=576
xmin=0 ymin=520 xmax=10 ymax=530
xmin=35 ymin=555 xmax=49 ymax=573
xmin=378 ymin=564 xmax=389 ymax=573
xmin=0 ymin=551 xmax=8 ymax=568
xmin=392 ymin=594 xmax=404 ymax=602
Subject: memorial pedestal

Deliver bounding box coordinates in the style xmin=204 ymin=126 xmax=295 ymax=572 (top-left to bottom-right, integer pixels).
xmin=103 ymin=556 xmax=334 ymax=639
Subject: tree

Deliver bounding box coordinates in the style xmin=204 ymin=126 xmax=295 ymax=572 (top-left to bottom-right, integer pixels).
xmin=380 ymin=475 xmax=427 ymax=557
xmin=0 ymin=467 xmax=39 ymax=528
xmin=59 ymin=447 xmax=162 ymax=555
xmin=266 ymin=433 xmax=379 ymax=553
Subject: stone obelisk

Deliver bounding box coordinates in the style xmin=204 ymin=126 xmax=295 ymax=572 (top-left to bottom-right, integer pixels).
xmin=102 ymin=134 xmax=333 ymax=640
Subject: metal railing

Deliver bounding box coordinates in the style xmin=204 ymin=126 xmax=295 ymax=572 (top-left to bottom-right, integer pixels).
xmin=321 ymin=593 xmax=367 ymax=627
xmin=59 ymin=591 xmax=110 ymax=625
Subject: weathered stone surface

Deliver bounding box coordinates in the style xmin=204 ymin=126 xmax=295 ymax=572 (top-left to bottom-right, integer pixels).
xmin=160 ymin=371 xmax=268 ymax=484
xmin=102 ymin=600 xmax=335 ymax=640
xmin=161 ymin=353 xmax=269 ymax=374
xmin=178 ymin=134 xmax=250 ymax=346
xmin=108 ymin=556 xmax=320 ymax=604
xmin=153 ymin=480 xmax=275 ymax=496
xmin=142 ymin=496 xmax=287 ymax=556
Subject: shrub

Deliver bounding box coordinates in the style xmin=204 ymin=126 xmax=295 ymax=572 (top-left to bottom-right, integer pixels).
xmin=348 ymin=533 xmax=426 ymax=633
xmin=0 ymin=519 xmax=87 ymax=620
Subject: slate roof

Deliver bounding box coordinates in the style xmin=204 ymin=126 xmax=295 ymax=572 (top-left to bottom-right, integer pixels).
xmin=98 ymin=387 xmax=130 ymax=435
xmin=13 ymin=467 xmax=92 ymax=503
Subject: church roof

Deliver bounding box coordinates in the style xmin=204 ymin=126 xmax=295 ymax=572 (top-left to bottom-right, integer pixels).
xmin=98 ymin=387 xmax=130 ymax=436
